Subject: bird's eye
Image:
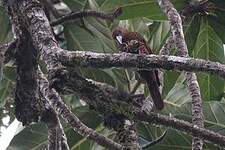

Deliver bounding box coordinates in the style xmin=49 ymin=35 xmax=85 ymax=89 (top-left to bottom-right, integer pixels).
xmin=116 ymin=35 xmax=123 ymax=44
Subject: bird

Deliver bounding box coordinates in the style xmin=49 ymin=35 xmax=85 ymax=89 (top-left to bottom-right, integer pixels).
xmin=112 ymin=27 xmax=164 ymax=110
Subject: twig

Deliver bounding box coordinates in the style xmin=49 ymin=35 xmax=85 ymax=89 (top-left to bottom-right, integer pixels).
xmin=50 ymin=7 xmax=122 ymax=26
xmin=142 ymin=130 xmax=167 ymax=149
xmin=158 ymin=34 xmax=175 ymax=92
xmin=130 ymin=80 xmax=142 ymax=94
xmin=0 ymin=39 xmax=18 ymax=64
xmin=157 ymin=0 xmax=204 ymax=149
xmin=159 ymin=34 xmax=174 ymax=55
xmin=43 ymin=108 xmax=70 ymax=150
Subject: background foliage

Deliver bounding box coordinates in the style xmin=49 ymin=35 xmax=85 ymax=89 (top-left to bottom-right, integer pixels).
xmin=0 ymin=0 xmax=225 ymax=149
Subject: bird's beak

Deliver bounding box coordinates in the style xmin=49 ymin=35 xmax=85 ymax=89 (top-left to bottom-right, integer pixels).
xmin=116 ymin=35 xmax=123 ymax=44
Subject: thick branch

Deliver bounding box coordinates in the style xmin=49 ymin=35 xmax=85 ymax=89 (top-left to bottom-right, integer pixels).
xmin=158 ymin=0 xmax=204 ymax=149
xmin=14 ymin=0 xmax=225 ymax=81
xmin=10 ymin=1 xmax=123 ymax=148
xmin=59 ymin=51 xmax=225 ymax=79
xmin=17 ymin=0 xmax=63 ymax=71
xmin=8 ymin=7 xmax=45 ymax=125
xmin=6 ymin=4 xmax=70 ymax=149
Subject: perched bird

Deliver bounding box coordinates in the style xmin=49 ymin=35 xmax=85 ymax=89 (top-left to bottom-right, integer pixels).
xmin=112 ymin=27 xmax=164 ymax=110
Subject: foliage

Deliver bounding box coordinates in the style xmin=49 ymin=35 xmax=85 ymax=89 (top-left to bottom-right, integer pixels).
xmin=0 ymin=0 xmax=225 ymax=149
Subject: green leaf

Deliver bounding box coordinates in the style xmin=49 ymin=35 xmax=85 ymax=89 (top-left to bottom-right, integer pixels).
xmin=0 ymin=79 xmax=12 ymax=107
xmin=176 ymin=101 xmax=225 ymax=137
xmin=164 ymin=73 xmax=191 ymax=109
xmin=162 ymin=71 xmax=180 ymax=99
xmin=148 ymin=21 xmax=171 ymax=53
xmin=184 ymin=15 xmax=201 ymax=52
xmin=99 ymin=0 xmax=189 ymax=20
xmin=63 ymin=0 xmax=86 ymax=11
xmin=64 ymin=0 xmax=188 ymax=20
xmin=0 ymin=119 xmax=23 ymax=150
xmin=0 ymin=7 xmax=11 ymax=43
xmin=208 ymin=0 xmax=225 ymax=43
xmin=3 ymin=66 xmax=16 ymax=82
xmin=138 ymin=97 xmax=225 ymax=149
xmin=64 ymin=23 xmax=104 ymax=51
xmin=192 ymin=17 xmax=225 ymax=101
xmin=8 ymin=123 xmax=48 ymax=150
xmin=8 ymin=106 xmax=102 ymax=149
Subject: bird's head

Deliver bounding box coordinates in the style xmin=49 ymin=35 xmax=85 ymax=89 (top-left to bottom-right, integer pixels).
xmin=112 ymin=27 xmax=128 ymax=45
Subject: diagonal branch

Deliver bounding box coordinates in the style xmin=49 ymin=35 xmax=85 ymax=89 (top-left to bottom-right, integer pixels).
xmin=159 ymin=34 xmax=174 ymax=56
xmin=158 ymin=34 xmax=175 ymax=91
xmin=38 ymin=69 xmax=123 ymax=150
xmin=50 ymin=7 xmax=122 ymax=26
xmin=157 ymin=0 xmax=204 ymax=149
xmin=0 ymin=39 xmax=18 ymax=64
xmin=42 ymin=107 xmax=70 ymax=150
xmin=135 ymin=111 xmax=225 ymax=148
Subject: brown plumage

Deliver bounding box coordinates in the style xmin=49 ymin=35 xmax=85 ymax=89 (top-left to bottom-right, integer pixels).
xmin=112 ymin=27 xmax=164 ymax=110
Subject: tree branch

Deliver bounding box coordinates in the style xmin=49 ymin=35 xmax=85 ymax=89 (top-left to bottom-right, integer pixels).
xmin=0 ymin=39 xmax=18 ymax=64
xmin=38 ymin=69 xmax=123 ymax=150
xmin=10 ymin=0 xmax=225 ymax=80
xmin=6 ymin=4 xmax=71 ymax=148
xmin=159 ymin=34 xmax=174 ymax=55
xmin=8 ymin=1 xmax=124 ymax=149
xmin=15 ymin=0 xmax=63 ymax=71
xmin=7 ymin=7 xmax=45 ymax=125
xmin=50 ymin=7 xmax=122 ymax=26
xmin=157 ymin=0 xmax=204 ymax=149
xmin=43 ymin=108 xmax=70 ymax=150
xmin=47 ymin=121 xmax=70 ymax=150
xmin=135 ymin=111 xmax=225 ymax=148
xmin=59 ymin=51 xmax=225 ymax=79
xmin=158 ymin=34 xmax=174 ymax=92
xmin=114 ymin=121 xmax=140 ymax=149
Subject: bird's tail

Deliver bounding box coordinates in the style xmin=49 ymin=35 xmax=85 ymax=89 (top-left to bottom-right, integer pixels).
xmin=138 ymin=70 xmax=164 ymax=110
